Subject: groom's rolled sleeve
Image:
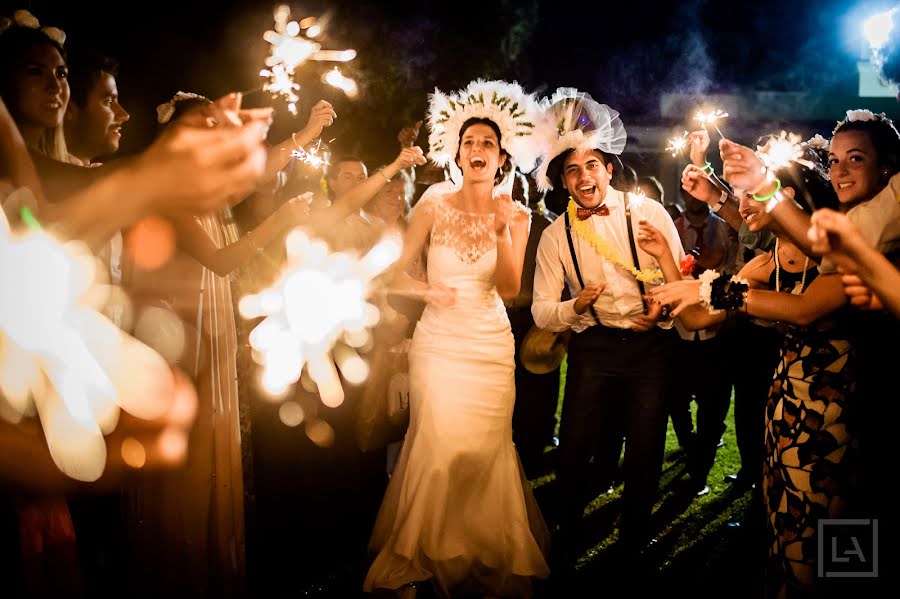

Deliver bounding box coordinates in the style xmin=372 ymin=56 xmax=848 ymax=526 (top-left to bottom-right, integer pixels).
xmin=532 ymin=230 xmax=581 ymax=332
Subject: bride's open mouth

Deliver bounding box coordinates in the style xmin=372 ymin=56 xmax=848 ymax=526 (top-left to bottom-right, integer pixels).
xmin=469 ymin=156 xmax=486 ymax=171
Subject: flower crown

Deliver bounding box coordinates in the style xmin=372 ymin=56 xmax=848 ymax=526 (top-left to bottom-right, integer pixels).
xmin=832 ymin=109 xmax=896 ymax=135
xmin=427 ymin=79 xmax=545 ymax=184
xmin=156 ymin=91 xmax=210 ymax=124
xmin=533 ymin=88 xmax=627 ymax=192
xmin=0 ymin=10 xmax=65 ymax=45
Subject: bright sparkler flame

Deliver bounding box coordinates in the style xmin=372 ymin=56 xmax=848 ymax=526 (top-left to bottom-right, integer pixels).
xmin=694 ymin=109 xmax=729 ymax=126
xmin=694 ymin=108 xmax=729 ymax=139
xmin=291 ymin=140 xmax=329 ymax=169
xmin=260 ymin=5 xmax=357 ymax=115
xmin=239 ymin=229 xmax=401 ymax=405
xmin=0 ymin=204 xmax=175 ymax=481
xmin=323 ymin=67 xmax=358 ymax=98
xmin=756 ymin=131 xmax=804 ymax=172
xmin=864 ymin=8 xmax=897 ymax=51
xmin=665 ymin=131 xmax=689 ymax=157
xmin=627 ymin=191 xmax=650 ymax=206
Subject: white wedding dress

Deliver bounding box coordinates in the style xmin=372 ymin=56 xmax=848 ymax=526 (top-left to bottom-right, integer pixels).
xmin=364 ymin=195 xmax=550 ymax=598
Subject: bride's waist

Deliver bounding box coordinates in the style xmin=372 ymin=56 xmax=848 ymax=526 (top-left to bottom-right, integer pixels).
xmin=437 ymin=284 xmax=502 ymax=306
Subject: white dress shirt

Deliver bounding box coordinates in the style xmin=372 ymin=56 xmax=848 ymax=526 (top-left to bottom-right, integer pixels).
xmin=532 ymin=187 xmax=685 ymax=332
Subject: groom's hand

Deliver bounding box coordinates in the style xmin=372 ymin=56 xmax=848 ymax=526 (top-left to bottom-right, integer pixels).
xmin=574 ymin=283 xmax=605 ymax=315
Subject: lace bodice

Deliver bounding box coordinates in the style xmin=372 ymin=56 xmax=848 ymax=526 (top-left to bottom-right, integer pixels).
xmin=416 ymin=194 xmax=530 ymax=265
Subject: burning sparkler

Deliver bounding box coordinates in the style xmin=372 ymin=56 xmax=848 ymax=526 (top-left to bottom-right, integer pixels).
xmin=239 ymin=229 xmax=401 ymax=406
xmin=259 ymin=5 xmax=357 ymax=114
xmin=665 ymin=131 xmax=689 ymax=157
xmin=0 ymin=207 xmax=175 ymax=481
xmin=756 ymin=131 xmax=808 ymax=172
xmin=323 ymin=67 xmax=358 ymax=99
xmin=291 ymin=138 xmax=328 ymax=170
xmin=694 ymin=109 xmax=729 ymax=139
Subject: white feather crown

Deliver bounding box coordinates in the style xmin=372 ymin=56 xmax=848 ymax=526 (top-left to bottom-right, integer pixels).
xmin=426 ymin=79 xmax=545 ymax=184
xmin=533 ymin=88 xmax=627 ymax=192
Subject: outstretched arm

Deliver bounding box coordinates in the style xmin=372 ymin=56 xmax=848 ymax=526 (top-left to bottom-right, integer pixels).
xmin=307 ymin=147 xmax=426 ymax=234
xmin=262 ymin=100 xmax=336 ymax=183
xmin=172 ymin=196 xmax=309 ymax=277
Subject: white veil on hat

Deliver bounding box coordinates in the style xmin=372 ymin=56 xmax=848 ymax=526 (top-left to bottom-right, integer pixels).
xmin=533 ymin=88 xmax=627 ymax=192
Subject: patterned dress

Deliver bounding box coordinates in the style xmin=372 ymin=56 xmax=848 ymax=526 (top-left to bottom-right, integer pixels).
xmin=762 ymin=267 xmax=860 ymax=591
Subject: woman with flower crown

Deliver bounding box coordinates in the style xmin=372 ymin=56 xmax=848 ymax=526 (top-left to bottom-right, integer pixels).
xmin=364 ymin=80 xmax=550 ymax=598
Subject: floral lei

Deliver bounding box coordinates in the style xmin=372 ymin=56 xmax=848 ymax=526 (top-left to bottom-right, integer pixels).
xmin=566 ymin=200 xmax=663 ymax=283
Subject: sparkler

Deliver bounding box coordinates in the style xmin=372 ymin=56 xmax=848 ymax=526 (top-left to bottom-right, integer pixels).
xmin=0 ymin=208 xmax=174 ymax=481
xmin=694 ymin=109 xmax=729 ymax=139
xmin=291 ymin=139 xmax=328 ymax=170
xmin=756 ymin=131 xmax=811 ymax=172
xmin=323 ymin=67 xmax=358 ymax=99
xmin=239 ymin=229 xmax=401 ymax=406
xmin=665 ymin=131 xmax=689 ymax=157
xmin=259 ymin=5 xmax=357 ymax=114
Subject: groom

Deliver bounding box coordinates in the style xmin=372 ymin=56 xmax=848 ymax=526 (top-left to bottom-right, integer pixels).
xmin=532 ymin=145 xmax=683 ymax=559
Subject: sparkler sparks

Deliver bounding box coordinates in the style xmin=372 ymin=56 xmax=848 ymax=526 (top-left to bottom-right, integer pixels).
xmin=694 ymin=109 xmax=729 ymax=138
xmin=665 ymin=131 xmax=689 ymax=157
xmin=323 ymin=67 xmax=358 ymax=99
xmin=0 ymin=207 xmax=174 ymax=481
xmin=291 ymin=139 xmax=328 ymax=170
xmin=239 ymin=229 xmax=401 ymax=406
xmin=260 ymin=5 xmax=357 ymax=114
xmin=756 ymin=131 xmax=805 ymax=172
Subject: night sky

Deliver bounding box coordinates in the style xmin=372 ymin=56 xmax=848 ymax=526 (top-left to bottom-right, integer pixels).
xmin=2 ymin=0 xmax=896 ymax=165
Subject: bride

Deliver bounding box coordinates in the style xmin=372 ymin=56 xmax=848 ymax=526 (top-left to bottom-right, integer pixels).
xmin=364 ymin=80 xmax=550 ymax=598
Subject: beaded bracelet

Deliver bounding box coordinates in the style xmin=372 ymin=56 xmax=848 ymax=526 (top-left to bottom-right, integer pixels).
xmin=752 ymin=178 xmax=781 ymax=202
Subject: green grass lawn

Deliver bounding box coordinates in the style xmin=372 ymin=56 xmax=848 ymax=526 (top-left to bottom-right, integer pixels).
xmin=529 ymin=358 xmax=764 ymax=595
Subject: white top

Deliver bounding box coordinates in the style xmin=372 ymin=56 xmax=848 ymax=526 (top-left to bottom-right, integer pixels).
xmin=532 ymin=187 xmax=685 ymax=332
xmin=820 ymin=173 xmax=900 ymax=273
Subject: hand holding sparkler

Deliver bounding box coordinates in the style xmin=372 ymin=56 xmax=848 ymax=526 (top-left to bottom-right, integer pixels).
xmin=294 ymin=100 xmax=336 ymax=146
xmin=687 ymin=128 xmax=711 ymax=167
xmin=681 ymin=164 xmax=721 ymax=206
xmin=388 ymin=146 xmax=427 ymax=176
xmin=720 ymin=139 xmax=768 ymax=195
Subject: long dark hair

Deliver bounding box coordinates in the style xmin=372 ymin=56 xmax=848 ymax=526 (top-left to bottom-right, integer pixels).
xmin=0 ymin=25 xmax=68 ymax=160
xmin=455 ymin=117 xmax=512 ymax=185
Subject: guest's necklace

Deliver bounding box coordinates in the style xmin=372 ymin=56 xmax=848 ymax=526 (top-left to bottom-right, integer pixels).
xmin=774 ymin=238 xmax=809 ymax=295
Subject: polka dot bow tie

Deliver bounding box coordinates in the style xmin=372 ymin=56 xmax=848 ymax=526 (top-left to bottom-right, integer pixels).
xmin=575 ymin=204 xmax=610 ymax=220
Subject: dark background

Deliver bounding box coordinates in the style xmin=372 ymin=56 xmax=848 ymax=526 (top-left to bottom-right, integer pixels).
xmin=4 ymin=0 xmax=896 ymax=167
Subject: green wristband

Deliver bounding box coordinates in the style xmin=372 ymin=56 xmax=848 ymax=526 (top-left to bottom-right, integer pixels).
xmin=752 ymin=178 xmax=781 ymax=202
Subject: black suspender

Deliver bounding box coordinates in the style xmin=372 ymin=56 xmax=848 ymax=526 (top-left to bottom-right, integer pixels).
xmin=564 ymin=210 xmax=600 ymax=325
xmin=623 ymin=197 xmax=649 ymax=313
xmin=564 ymin=196 xmax=649 ymax=323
